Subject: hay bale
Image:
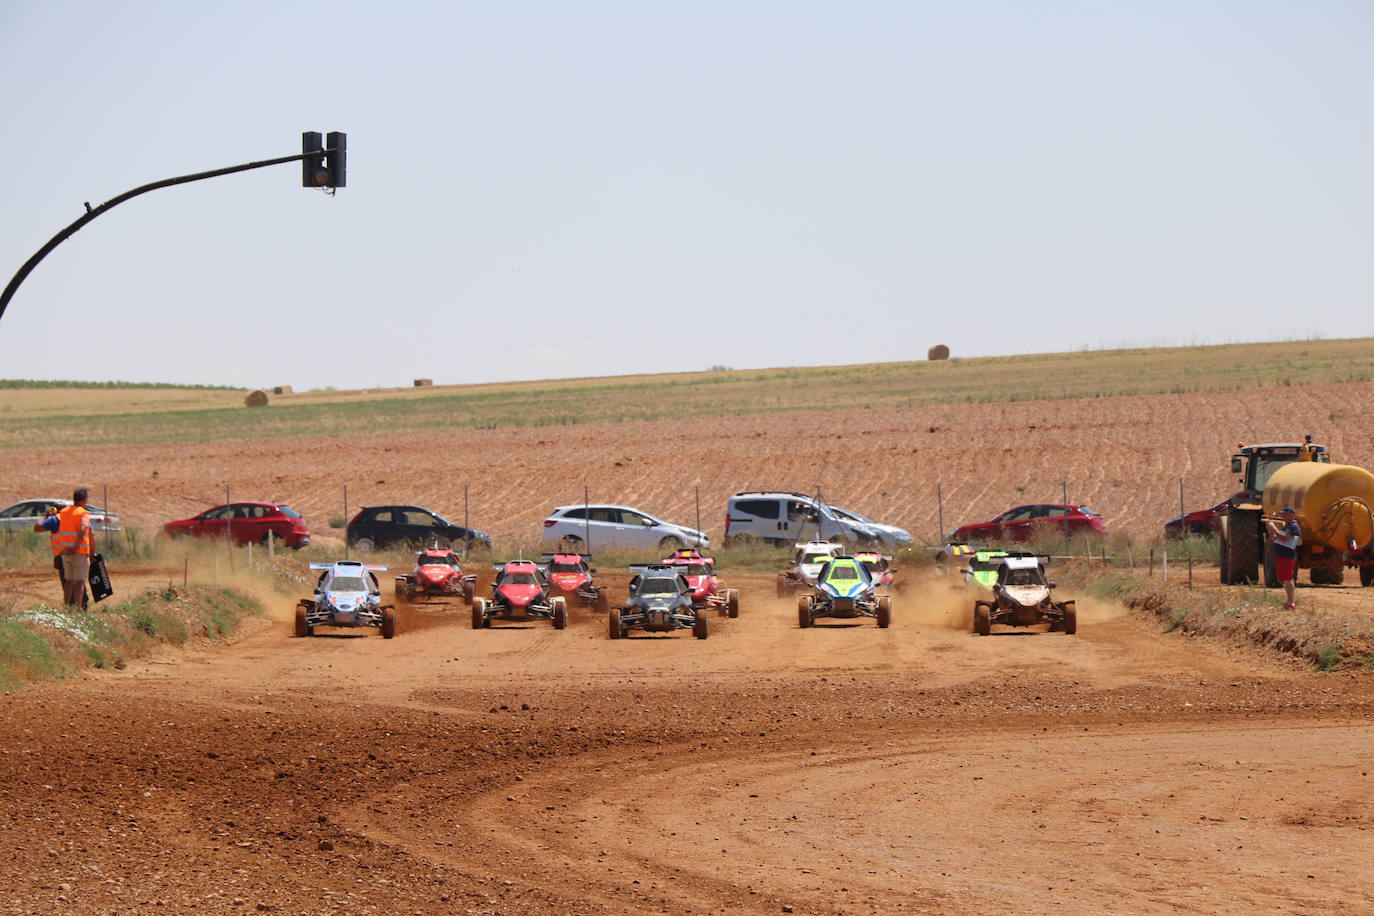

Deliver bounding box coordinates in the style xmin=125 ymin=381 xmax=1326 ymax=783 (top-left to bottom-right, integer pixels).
xmin=272 ymin=385 xmax=293 ymax=395
xmin=413 ymin=378 xmax=433 ymax=387
xmin=244 ymin=390 xmax=269 ymax=408
xmin=927 ymin=344 xmax=950 ymax=361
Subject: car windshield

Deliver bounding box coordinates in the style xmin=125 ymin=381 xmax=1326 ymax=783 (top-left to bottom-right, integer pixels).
xmin=641 ymin=578 xmax=680 ymax=595
xmin=330 ymin=576 xmax=368 ymax=592
xmin=422 ymin=554 xmax=458 ymax=566
xmin=278 ymin=505 xmax=301 ymax=518
xmin=504 ymin=573 xmax=540 ymax=585
xmin=826 ymin=566 xmax=859 ymax=581
xmin=1003 ymin=568 xmax=1043 ymax=586
xmin=551 ymin=562 xmax=583 ymax=573
xmin=802 ymin=553 xmax=830 ymax=565
xmin=682 ymin=564 xmax=709 ymax=575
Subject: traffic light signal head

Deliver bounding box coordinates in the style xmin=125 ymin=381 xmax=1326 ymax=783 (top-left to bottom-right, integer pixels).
xmin=325 ymin=132 xmax=346 ymax=189
xmin=302 ymin=131 xmax=326 ymax=188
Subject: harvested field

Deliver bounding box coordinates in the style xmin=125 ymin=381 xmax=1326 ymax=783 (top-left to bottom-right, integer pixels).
xmin=2 ymin=379 xmax=1371 ymax=547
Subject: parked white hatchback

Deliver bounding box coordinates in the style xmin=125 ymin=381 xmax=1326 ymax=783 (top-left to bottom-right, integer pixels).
xmin=542 ymin=504 xmax=709 ymax=552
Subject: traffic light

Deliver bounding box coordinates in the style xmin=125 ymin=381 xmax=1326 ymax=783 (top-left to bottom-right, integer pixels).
xmin=301 ymin=131 xmax=326 ymax=188
xmin=325 ymin=132 xmax=346 ymax=188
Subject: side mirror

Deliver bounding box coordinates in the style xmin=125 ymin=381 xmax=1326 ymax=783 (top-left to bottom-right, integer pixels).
xmin=590 ymin=567 xmax=597 ymax=573
xmin=641 ymin=518 xmax=654 ymax=526
xmin=1230 ymin=457 xmax=1242 ymax=474
xmin=1048 ymin=581 xmax=1058 ymax=588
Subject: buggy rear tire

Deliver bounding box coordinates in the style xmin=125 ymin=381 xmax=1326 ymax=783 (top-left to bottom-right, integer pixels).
xmin=797 ymin=595 xmax=813 ymax=629
xmin=463 ymin=580 xmax=476 ymax=603
xmin=294 ymin=604 xmax=312 ymax=638
xmin=394 ymin=579 xmax=409 ymax=606
xmin=876 ymin=596 xmax=892 ymax=629
xmin=725 ymin=589 xmax=740 ymax=619
xmin=973 ymin=604 xmax=991 ymax=636
xmin=776 ymin=574 xmax=787 ymax=599
xmin=471 ymin=598 xmax=486 ymax=630
xmin=595 ymin=588 xmax=610 ymax=614
xmin=552 ymin=597 xmax=568 ymax=630
xmin=381 ymin=606 xmax=398 ymax=639
xmin=1060 ymin=602 xmax=1077 ymax=635
xmin=609 ymin=608 xmax=624 ymax=639
xmin=693 ymin=609 xmax=708 ymax=640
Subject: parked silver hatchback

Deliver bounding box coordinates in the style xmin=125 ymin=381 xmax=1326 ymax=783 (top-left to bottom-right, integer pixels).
xmin=542 ymin=504 xmax=709 ymax=553
xmin=0 ymin=498 xmax=122 ymax=533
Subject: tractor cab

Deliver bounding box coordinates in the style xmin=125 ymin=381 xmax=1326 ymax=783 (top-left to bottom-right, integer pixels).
xmin=1231 ymin=436 xmax=1329 ymax=502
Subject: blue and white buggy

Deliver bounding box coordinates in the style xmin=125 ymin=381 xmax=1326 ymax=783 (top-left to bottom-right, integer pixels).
xmin=296 ymin=560 xmax=398 ymax=638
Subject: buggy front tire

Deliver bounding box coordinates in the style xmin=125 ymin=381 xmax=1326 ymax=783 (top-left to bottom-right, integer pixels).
xmin=725 ymin=589 xmax=740 ymax=619
xmin=973 ymin=604 xmax=991 ymax=636
xmin=1060 ymin=602 xmax=1077 ymax=635
xmin=692 ymin=609 xmax=709 ymax=640
xmin=876 ymin=596 xmax=892 ymax=629
xmin=381 ymin=606 xmax=398 ymax=639
xmin=294 ymin=604 xmax=312 ymax=638
xmin=609 ymin=608 xmax=624 ymax=639
xmin=552 ymin=597 xmax=568 ymax=630
xmin=798 ymin=595 xmax=813 ymax=629
xmin=471 ymin=598 xmax=487 ymax=630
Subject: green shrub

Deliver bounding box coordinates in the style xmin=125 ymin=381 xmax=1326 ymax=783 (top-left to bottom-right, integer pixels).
xmin=1314 ymin=644 xmax=1343 ymax=671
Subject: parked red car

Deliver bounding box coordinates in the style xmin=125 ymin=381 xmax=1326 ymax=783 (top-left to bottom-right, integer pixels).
xmin=163 ymin=502 xmax=311 ymax=548
xmin=1164 ymin=500 xmax=1226 ymax=539
xmin=946 ymin=504 xmax=1106 ymax=543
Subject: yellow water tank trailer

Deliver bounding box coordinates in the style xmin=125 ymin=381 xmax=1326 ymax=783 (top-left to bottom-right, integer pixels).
xmin=1263 ymin=462 xmax=1374 ymax=554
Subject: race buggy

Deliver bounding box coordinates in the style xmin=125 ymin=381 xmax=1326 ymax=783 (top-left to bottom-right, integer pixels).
xmin=297 ymin=561 xmax=398 ymax=638
xmin=540 ymin=553 xmax=610 ymax=612
xmin=661 ymin=547 xmax=740 ymax=618
xmin=972 ymin=554 xmax=1076 ymax=636
xmin=609 ymin=565 xmax=708 ymax=639
xmin=776 ymin=541 xmax=842 ymax=598
xmin=798 ymin=555 xmax=891 ymax=628
xmin=394 ymin=547 xmax=477 ymax=603
xmin=472 ymin=560 xmax=568 ymax=629
xmin=853 ymin=551 xmax=896 ymax=588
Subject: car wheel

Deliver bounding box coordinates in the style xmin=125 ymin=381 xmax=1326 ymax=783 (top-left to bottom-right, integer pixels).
xmin=659 ymin=536 xmax=683 ymax=551
xmin=692 ymin=609 xmax=708 ymax=640
xmin=381 ymin=606 xmax=398 ymax=639
xmin=557 ymin=535 xmax=584 ymax=552
xmin=609 ymin=608 xmax=623 ymax=639
xmin=294 ymin=604 xmax=312 ymax=638
xmin=552 ymin=597 xmax=568 ymax=630
xmin=354 ymin=537 xmax=375 ymax=554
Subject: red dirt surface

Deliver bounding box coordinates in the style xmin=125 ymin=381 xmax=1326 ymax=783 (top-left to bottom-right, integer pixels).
xmin=3 ymin=381 xmax=1372 ymax=544
xmin=0 ymin=568 xmax=1372 ymax=913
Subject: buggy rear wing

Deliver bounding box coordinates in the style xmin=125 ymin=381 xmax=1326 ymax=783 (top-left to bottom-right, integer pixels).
xmin=311 ymin=562 xmax=388 ymax=571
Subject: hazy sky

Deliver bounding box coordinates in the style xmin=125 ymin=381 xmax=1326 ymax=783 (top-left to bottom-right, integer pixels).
xmin=1 ymin=1 xmax=1370 ymax=388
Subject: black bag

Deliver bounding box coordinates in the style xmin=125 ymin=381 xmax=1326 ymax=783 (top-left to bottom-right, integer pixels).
xmin=88 ymin=553 xmax=113 ymax=603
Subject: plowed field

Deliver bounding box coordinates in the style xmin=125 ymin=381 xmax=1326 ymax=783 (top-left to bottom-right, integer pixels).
xmin=3 ymin=380 xmax=1372 ymax=545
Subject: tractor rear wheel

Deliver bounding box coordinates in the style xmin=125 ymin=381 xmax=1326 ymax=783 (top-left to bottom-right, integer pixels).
xmin=973 ymin=604 xmax=991 ymax=636
xmin=552 ymin=597 xmax=568 ymax=630
xmin=725 ymin=589 xmax=740 ymax=619
xmin=876 ymin=596 xmax=892 ymax=629
xmin=609 ymin=609 xmax=624 ymax=639
xmin=381 ymin=606 xmax=398 ymax=639
xmin=294 ymin=604 xmax=312 ymax=638
xmin=1060 ymin=602 xmax=1077 ymax=635
xmin=1221 ymin=510 xmax=1260 ymax=585
xmin=692 ymin=609 xmax=708 ymax=640
xmin=1311 ymin=565 xmax=1344 ymax=586
xmin=798 ymin=595 xmax=813 ymax=629
xmin=471 ymin=599 xmax=486 ymax=629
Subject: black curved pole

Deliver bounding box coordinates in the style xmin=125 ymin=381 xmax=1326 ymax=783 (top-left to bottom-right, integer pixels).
xmin=0 ymin=150 xmax=321 ymax=326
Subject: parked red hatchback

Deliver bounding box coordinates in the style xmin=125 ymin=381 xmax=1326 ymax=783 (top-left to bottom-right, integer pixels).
xmin=946 ymin=504 xmax=1106 ymax=543
xmin=163 ymin=502 xmax=311 ymax=548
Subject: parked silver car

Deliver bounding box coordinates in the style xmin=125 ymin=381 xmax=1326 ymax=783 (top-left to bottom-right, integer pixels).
xmin=0 ymin=498 xmax=122 ymax=533
xmin=542 ymin=504 xmax=709 ymax=552
xmin=830 ymin=506 xmax=913 ymax=549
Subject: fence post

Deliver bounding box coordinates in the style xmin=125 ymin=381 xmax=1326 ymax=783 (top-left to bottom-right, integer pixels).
xmin=936 ymin=482 xmax=945 ymax=544
xmin=343 ymin=485 xmax=349 ymax=561
xmin=267 ymin=529 xmax=275 ymax=559
xmin=1188 ymin=552 xmax=1193 ymax=589
xmin=247 ymin=541 xmax=254 ymax=569
xmin=1149 ymin=548 xmax=1154 ymax=577
xmin=1162 ymin=548 xmax=1169 ymax=584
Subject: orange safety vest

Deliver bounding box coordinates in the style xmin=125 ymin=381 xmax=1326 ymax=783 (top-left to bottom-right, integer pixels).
xmin=54 ymin=505 xmax=92 ymax=556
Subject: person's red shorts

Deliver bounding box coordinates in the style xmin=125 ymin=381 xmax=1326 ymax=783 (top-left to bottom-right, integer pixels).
xmin=1274 ymin=555 xmax=1297 ymax=582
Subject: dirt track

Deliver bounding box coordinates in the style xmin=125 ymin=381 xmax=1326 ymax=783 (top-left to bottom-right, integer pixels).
xmin=1 ymin=569 xmax=1371 ymax=914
